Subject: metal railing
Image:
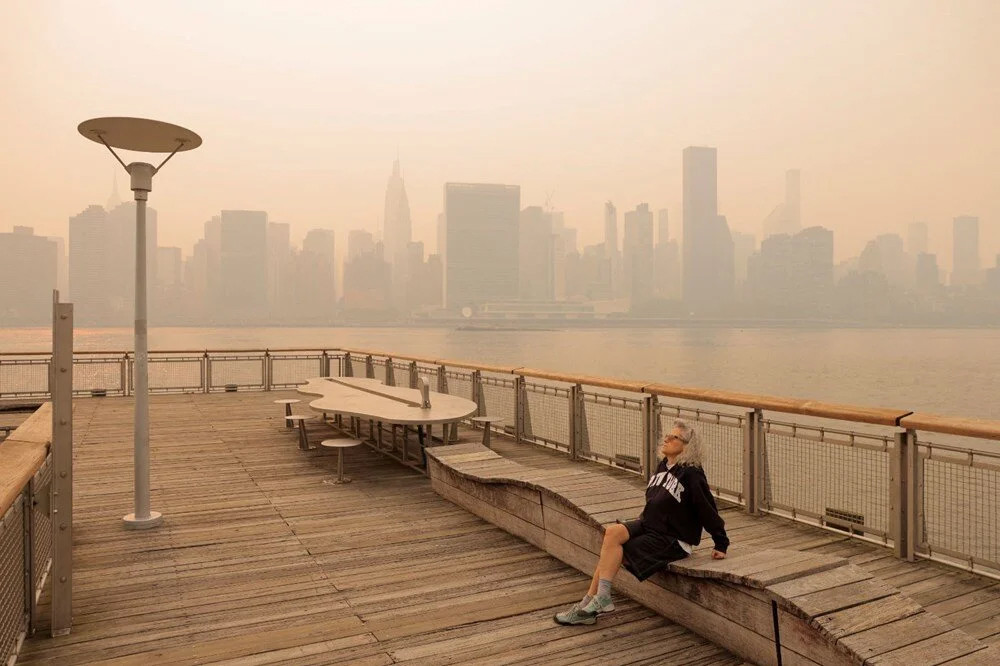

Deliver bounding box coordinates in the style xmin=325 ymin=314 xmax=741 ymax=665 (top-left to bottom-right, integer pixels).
xmin=2 ymin=345 xmax=998 ymax=579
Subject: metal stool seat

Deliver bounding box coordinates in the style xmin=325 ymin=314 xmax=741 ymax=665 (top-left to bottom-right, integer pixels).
xmin=274 ymin=399 xmax=301 ymax=428
xmin=471 ymin=416 xmax=503 ymax=449
xmin=285 ymin=414 xmax=316 ymax=450
xmin=320 ymin=439 xmax=364 ymax=484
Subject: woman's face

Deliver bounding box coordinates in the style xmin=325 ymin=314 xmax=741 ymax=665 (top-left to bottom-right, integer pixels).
xmin=660 ymin=426 xmax=687 ymax=459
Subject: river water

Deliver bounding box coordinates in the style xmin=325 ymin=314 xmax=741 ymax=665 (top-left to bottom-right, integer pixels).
xmin=2 ymin=325 xmax=998 ymax=420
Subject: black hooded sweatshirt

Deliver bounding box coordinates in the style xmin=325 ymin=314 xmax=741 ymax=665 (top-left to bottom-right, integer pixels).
xmin=640 ymin=458 xmax=730 ymax=553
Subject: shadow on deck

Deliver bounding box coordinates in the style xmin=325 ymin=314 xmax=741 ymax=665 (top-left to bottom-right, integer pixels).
xmin=19 ymin=392 xmax=740 ymax=665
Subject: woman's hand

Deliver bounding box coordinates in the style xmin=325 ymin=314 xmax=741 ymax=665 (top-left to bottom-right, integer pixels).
xmin=711 ymin=550 xmax=726 ymax=560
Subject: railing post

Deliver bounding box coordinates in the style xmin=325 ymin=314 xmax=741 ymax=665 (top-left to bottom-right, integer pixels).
xmin=50 ymin=293 xmax=72 ymax=636
xmin=568 ymin=383 xmax=580 ymax=461
xmin=437 ymin=365 xmax=457 ymax=442
xmin=514 ymin=374 xmax=525 ymax=443
xmin=641 ymin=395 xmax=655 ymax=481
xmin=365 ymin=355 xmax=374 ymax=379
xmin=471 ymin=370 xmax=482 ymax=416
xmin=321 ymin=351 xmax=329 ymax=377
xmin=264 ymin=351 xmax=272 ymax=391
xmin=384 ymin=358 xmax=395 ymax=386
xmin=202 ymin=352 xmax=210 ymax=393
xmin=121 ymin=353 xmax=128 ymax=397
xmin=409 ymin=362 xmax=418 ymax=389
xmin=344 ymin=354 xmax=354 ymax=377
xmin=743 ymin=408 xmax=758 ymax=514
xmin=892 ymin=428 xmax=917 ymax=561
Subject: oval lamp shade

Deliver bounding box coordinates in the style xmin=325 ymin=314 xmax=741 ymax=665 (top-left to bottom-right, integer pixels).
xmin=78 ymin=117 xmax=202 ymax=153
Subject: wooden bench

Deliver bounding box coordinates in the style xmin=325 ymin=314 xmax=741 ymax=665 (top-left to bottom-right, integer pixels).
xmin=425 ymin=443 xmax=994 ymax=666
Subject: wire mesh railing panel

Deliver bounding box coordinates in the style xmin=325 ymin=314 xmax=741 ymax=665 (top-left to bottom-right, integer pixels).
xmin=580 ymin=392 xmax=644 ymax=471
xmin=0 ymin=499 xmax=26 ymax=665
xmin=658 ymin=405 xmax=744 ymax=503
xmin=917 ymin=440 xmax=1000 ymax=573
xmin=32 ymin=460 xmax=52 ymax=594
xmin=208 ymin=355 xmax=265 ymax=391
xmin=73 ymin=357 xmax=125 ymax=396
xmin=391 ymin=361 xmax=411 ymax=387
xmin=0 ymin=358 xmax=49 ymax=399
xmin=443 ymin=370 xmax=473 ymax=402
xmin=371 ymin=361 xmax=388 ymax=384
xmin=146 ymin=355 xmax=203 ymax=393
xmin=523 ymin=383 xmax=571 ymax=450
xmin=480 ymin=376 xmax=516 ymax=429
xmin=270 ymin=354 xmax=324 ymax=388
xmin=761 ymin=420 xmax=892 ymax=543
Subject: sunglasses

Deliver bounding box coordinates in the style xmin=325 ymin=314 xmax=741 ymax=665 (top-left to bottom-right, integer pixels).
xmin=663 ymin=434 xmax=688 ymax=444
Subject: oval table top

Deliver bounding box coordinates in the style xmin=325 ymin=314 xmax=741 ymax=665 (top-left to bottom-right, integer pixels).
xmin=297 ymin=377 xmax=477 ymax=426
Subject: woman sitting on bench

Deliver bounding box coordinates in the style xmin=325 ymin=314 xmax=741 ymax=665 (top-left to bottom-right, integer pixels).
xmin=555 ymin=419 xmax=730 ymax=625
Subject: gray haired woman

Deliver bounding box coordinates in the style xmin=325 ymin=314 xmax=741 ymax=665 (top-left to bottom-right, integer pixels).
xmin=555 ymin=419 xmax=730 ymax=625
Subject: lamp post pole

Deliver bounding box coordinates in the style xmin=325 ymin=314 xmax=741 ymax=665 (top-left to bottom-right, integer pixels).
xmin=126 ymin=162 xmax=160 ymax=529
xmin=79 ymin=117 xmax=201 ymax=530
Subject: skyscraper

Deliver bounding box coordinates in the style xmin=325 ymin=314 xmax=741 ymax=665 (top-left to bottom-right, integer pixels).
xmin=623 ymin=204 xmax=654 ymax=304
xmin=952 ymin=216 xmax=981 ymax=286
xmin=294 ymin=228 xmax=337 ymax=319
xmin=518 ymin=206 xmax=555 ymax=301
xmin=603 ymin=201 xmax=620 ymax=296
xmin=0 ymin=227 xmax=57 ymax=324
xmin=445 ymin=183 xmax=520 ymax=310
xmin=383 ymin=158 xmax=412 ymax=301
xmin=682 ymin=146 xmax=734 ymax=306
xmin=219 ymin=210 xmax=268 ymax=319
xmin=69 ymin=204 xmax=110 ymax=322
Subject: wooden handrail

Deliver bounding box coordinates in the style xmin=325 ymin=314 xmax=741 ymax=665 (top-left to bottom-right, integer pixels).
xmin=0 ymin=402 xmax=52 ymax=516
xmin=3 ymin=346 xmax=998 ymax=441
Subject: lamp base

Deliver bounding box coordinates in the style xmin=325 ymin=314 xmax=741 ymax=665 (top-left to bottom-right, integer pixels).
xmin=123 ymin=511 xmax=163 ymax=530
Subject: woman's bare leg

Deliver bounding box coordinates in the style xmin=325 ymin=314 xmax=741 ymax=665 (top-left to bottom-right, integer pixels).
xmin=595 ymin=523 xmax=629 ymax=582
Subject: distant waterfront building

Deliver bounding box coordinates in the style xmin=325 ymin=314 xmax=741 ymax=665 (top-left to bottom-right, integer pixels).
xmin=907 ymin=222 xmax=929 ymax=256
xmin=47 ymin=236 xmax=68 ymax=295
xmin=518 ymin=206 xmax=555 ymax=301
xmin=746 ymin=226 xmax=833 ymax=313
xmin=69 ymin=205 xmax=111 ymax=321
xmin=342 ymin=241 xmax=391 ymax=313
xmin=732 ymin=231 xmax=757 ymax=286
xmin=623 ymin=203 xmax=654 ymax=305
xmin=444 ymin=182 xmax=520 ymax=310
xmin=653 ymin=209 xmax=679 ymax=299
xmin=0 ymin=226 xmax=57 ymax=324
xmin=294 ymin=228 xmax=337 ymax=319
xmin=858 ymin=234 xmax=909 ymax=287
xmin=106 ymin=202 xmax=158 ymax=320
xmin=762 ymin=169 xmax=802 ymax=240
xmin=915 ymin=253 xmax=941 ymax=291
xmin=952 ymin=216 xmax=981 ymax=286
xmin=603 ymin=202 xmax=621 ymax=297
xmin=682 ymin=146 xmax=734 ymax=306
xmin=219 ymin=210 xmax=268 ymax=319
xmin=266 ymin=222 xmax=292 ymax=315
xmin=156 ymin=247 xmax=183 ymax=287
xmin=348 ymin=229 xmax=376 ymax=262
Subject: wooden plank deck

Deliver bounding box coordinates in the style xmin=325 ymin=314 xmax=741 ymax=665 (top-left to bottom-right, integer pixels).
xmin=484 ymin=434 xmax=1000 ymax=649
xmin=19 ymin=392 xmax=740 ymax=665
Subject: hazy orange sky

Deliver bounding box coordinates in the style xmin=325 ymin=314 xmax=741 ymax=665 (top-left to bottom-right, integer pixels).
xmin=1 ymin=1 xmax=997 ymax=266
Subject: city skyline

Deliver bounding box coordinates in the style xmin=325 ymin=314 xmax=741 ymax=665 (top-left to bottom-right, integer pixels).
xmin=1 ymin=2 xmax=998 ymax=264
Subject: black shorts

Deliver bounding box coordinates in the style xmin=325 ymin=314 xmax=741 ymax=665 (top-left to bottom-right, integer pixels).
xmin=619 ymin=519 xmax=689 ymax=582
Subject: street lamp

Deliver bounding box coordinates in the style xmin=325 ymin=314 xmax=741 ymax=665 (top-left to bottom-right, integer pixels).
xmin=78 ymin=117 xmax=202 ymax=529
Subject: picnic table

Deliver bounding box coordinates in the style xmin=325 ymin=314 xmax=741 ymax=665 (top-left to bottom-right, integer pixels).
xmin=296 ymin=376 xmax=478 ymax=461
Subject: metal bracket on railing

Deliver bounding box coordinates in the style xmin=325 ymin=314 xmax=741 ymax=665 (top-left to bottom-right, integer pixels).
xmin=743 ymin=408 xmax=763 ymax=514
xmin=641 ymin=395 xmax=656 ymax=481
xmin=409 ymin=362 xmax=418 ymax=389
xmin=343 ymin=354 xmax=353 ymax=377
xmin=203 ymin=352 xmax=211 ymax=394
xmin=365 ymin=355 xmax=375 ymax=379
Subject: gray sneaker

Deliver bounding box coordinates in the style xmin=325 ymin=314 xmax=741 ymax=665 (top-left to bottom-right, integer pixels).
xmin=553 ymin=596 xmax=615 ymax=625
xmin=554 ymin=602 xmax=597 ymax=626
xmin=582 ymin=594 xmax=616 ymax=614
